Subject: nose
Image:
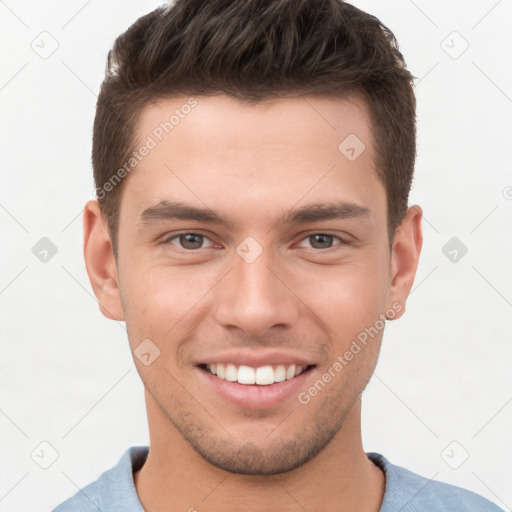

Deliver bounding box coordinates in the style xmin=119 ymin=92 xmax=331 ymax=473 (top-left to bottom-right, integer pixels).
xmin=213 ymin=245 xmax=300 ymax=337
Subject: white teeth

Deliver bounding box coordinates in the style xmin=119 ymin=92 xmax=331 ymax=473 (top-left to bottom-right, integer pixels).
xmin=286 ymin=364 xmax=296 ymax=380
xmin=255 ymin=365 xmax=274 ymax=385
xmin=274 ymin=365 xmax=286 ymax=382
xmin=216 ymin=363 xmax=226 ymax=379
xmin=205 ymin=363 xmax=309 ymax=385
xmin=237 ymin=365 xmax=255 ymax=384
xmin=225 ymin=363 xmax=238 ymax=382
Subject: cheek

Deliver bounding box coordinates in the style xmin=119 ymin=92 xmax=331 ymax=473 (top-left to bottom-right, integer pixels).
xmin=291 ymin=256 xmax=390 ymax=331
xmin=119 ymin=263 xmax=217 ymax=342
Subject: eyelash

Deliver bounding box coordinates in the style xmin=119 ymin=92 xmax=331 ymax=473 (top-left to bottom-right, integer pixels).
xmin=161 ymin=231 xmax=350 ymax=252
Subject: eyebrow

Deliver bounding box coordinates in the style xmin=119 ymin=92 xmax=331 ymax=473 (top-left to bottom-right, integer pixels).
xmin=139 ymin=200 xmax=371 ymax=229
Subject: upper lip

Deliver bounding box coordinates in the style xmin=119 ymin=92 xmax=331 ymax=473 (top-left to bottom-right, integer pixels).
xmin=196 ymin=349 xmax=317 ymax=368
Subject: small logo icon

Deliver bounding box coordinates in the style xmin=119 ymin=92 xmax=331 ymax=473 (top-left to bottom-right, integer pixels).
xmin=441 ymin=441 xmax=469 ymax=469
xmin=503 ymin=186 xmax=512 ymax=200
xmin=441 ymin=31 xmax=469 ymax=60
xmin=133 ymin=338 xmax=161 ymax=366
xmin=31 ymin=31 xmax=59 ymax=60
xmin=442 ymin=236 xmax=468 ymax=263
xmin=31 ymin=441 xmax=59 ymax=469
xmin=236 ymin=236 xmax=263 ymax=263
xmin=338 ymin=134 xmax=366 ymax=162
xmin=32 ymin=237 xmax=58 ymax=263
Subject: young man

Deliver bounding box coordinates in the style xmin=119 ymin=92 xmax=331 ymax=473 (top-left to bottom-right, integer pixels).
xmin=53 ymin=1 xmax=503 ymax=510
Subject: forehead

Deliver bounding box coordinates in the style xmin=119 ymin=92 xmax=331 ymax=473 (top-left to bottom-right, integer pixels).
xmin=136 ymin=93 xmax=374 ymax=159
xmin=121 ymin=93 xmax=383 ymax=227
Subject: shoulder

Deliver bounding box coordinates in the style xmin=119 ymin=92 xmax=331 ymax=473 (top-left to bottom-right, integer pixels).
xmin=367 ymin=452 xmax=505 ymax=512
xmin=51 ymin=446 xmax=149 ymax=512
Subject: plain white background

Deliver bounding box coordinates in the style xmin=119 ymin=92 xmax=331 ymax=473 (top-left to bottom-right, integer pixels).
xmin=1 ymin=0 xmax=511 ymax=510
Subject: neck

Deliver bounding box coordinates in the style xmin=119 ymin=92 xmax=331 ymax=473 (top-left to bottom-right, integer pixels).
xmin=134 ymin=392 xmax=385 ymax=512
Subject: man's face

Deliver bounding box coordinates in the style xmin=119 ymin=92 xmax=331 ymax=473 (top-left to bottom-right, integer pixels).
xmin=109 ymin=94 xmax=409 ymax=474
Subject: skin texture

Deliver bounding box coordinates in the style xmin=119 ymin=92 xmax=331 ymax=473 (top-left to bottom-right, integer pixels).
xmin=84 ymin=94 xmax=423 ymax=511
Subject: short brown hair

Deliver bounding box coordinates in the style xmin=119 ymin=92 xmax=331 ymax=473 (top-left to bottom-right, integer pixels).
xmin=93 ymin=0 xmax=416 ymax=257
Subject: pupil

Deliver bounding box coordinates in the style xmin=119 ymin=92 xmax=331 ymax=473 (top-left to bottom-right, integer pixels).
xmin=311 ymin=234 xmax=332 ymax=249
xmin=181 ymin=233 xmax=203 ymax=249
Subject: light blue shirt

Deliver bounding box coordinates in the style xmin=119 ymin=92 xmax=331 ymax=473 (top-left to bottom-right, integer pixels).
xmin=52 ymin=446 xmax=504 ymax=511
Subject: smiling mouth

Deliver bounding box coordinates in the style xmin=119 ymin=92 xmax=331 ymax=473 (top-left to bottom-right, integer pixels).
xmin=199 ymin=363 xmax=316 ymax=386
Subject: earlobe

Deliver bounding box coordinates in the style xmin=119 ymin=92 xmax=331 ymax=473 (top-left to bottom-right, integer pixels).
xmin=83 ymin=199 xmax=125 ymax=321
xmin=387 ymin=205 xmax=423 ymax=320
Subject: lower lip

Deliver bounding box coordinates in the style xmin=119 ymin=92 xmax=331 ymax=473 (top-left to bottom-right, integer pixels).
xmin=196 ymin=366 xmax=315 ymax=410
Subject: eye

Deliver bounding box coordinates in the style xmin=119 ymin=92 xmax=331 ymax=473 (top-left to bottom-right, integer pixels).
xmin=297 ymin=233 xmax=346 ymax=250
xmin=165 ymin=232 xmax=216 ymax=250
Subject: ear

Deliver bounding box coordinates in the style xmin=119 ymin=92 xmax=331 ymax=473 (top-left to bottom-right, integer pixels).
xmin=387 ymin=205 xmax=423 ymax=319
xmin=83 ymin=199 xmax=124 ymax=321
